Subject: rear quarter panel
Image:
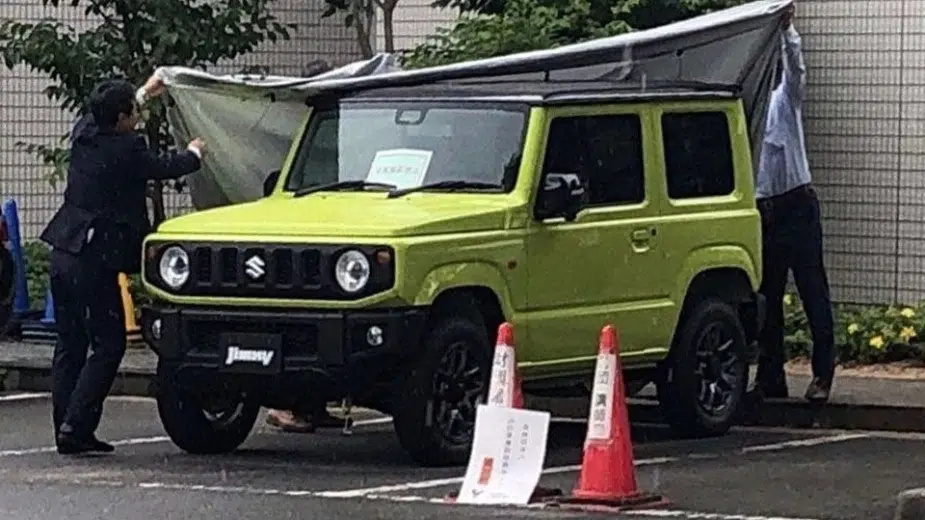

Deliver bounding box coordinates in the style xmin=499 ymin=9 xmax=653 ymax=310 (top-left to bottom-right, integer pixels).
xmin=649 ymin=99 xmax=763 ymax=329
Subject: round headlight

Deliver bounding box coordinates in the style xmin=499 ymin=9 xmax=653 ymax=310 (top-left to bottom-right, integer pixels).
xmin=334 ymin=250 xmax=370 ymax=293
xmin=159 ymin=246 xmax=190 ymax=289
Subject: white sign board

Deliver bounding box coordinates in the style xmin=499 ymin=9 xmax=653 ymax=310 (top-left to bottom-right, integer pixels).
xmin=456 ymin=404 xmax=550 ymax=506
xmin=366 ymin=148 xmax=433 ymax=190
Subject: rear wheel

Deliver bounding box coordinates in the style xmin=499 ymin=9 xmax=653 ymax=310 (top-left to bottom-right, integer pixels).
xmin=156 ymin=363 xmax=260 ymax=454
xmin=656 ymin=298 xmax=748 ymax=437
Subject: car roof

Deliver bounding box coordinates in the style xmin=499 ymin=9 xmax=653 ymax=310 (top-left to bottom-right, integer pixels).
xmin=328 ymin=79 xmax=741 ymax=106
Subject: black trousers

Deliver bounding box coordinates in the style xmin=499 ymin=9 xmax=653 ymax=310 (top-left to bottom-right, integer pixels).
xmin=756 ymin=184 xmax=836 ymax=385
xmin=49 ymin=248 xmax=126 ymax=439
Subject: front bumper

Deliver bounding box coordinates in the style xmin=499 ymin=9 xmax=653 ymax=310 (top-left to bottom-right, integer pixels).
xmin=140 ymin=303 xmax=427 ymax=391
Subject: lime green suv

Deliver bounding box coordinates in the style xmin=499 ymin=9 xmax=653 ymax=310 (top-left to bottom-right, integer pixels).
xmin=141 ymin=80 xmax=765 ymax=467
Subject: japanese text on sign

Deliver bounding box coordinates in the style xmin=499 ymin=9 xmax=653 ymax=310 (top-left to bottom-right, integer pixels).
xmin=488 ymin=345 xmax=515 ymax=407
xmin=366 ymin=148 xmax=433 ymax=189
xmin=587 ymin=351 xmax=617 ymax=440
xmin=457 ymin=405 xmax=551 ymax=506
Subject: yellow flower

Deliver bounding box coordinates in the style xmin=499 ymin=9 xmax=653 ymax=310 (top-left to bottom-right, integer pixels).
xmin=869 ymin=335 xmax=885 ymax=350
xmin=900 ymin=326 xmax=918 ymax=342
xmin=783 ymin=294 xmax=793 ymax=305
xmin=902 ymin=308 xmax=916 ymax=319
xmin=847 ymin=323 xmax=860 ymax=335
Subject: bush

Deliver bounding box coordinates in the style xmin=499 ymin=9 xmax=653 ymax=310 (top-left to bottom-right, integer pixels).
xmin=20 ymin=240 xmax=148 ymax=315
xmin=783 ymin=293 xmax=925 ymax=366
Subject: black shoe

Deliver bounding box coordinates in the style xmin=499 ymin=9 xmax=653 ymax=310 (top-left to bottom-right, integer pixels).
xmin=56 ymin=432 xmax=115 ymax=455
xmin=804 ymin=377 xmax=832 ymax=403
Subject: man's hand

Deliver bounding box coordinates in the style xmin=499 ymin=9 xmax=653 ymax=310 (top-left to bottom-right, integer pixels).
xmin=781 ymin=3 xmax=795 ymax=28
xmin=187 ymin=137 xmax=207 ymax=157
xmin=142 ymin=73 xmax=166 ymax=99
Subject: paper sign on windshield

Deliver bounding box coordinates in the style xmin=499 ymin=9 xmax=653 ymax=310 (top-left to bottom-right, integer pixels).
xmin=366 ymin=148 xmax=433 ymax=190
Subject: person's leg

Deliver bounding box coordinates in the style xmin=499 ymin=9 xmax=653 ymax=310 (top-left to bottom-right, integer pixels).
xmin=59 ymin=268 xmax=125 ymax=448
xmin=789 ymin=190 xmax=836 ymax=401
xmin=49 ymin=250 xmax=90 ymax=438
xmin=755 ymin=200 xmax=792 ymax=397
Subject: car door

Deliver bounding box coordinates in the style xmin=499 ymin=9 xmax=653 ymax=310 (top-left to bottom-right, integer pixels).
xmin=522 ymin=105 xmax=673 ymax=375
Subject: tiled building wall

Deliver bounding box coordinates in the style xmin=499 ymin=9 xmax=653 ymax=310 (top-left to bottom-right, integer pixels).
xmin=799 ymin=0 xmax=925 ymax=304
xmin=4 ymin=0 xmax=925 ymax=306
xmin=373 ymin=0 xmax=459 ymax=53
xmin=0 ymin=0 xmax=362 ymax=239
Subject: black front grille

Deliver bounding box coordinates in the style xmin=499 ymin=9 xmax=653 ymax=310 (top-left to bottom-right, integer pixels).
xmin=147 ymin=242 xmax=394 ymax=300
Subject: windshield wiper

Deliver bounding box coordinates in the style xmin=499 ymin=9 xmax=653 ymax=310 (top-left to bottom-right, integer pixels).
xmin=387 ymin=180 xmax=502 ymax=199
xmin=293 ymin=180 xmax=397 ymax=198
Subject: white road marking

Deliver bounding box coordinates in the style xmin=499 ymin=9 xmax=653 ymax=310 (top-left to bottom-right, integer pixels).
xmin=738 ymin=433 xmax=868 ymax=453
xmin=0 ymin=436 xmax=170 ymax=457
xmin=611 ymin=509 xmax=820 ymax=520
xmin=130 ymin=481 xmax=818 ymax=518
xmin=313 ymin=433 xmax=869 ymax=497
xmin=0 ymin=392 xmax=50 ymax=402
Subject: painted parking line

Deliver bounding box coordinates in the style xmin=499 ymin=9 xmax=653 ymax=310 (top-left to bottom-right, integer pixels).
xmin=0 ymin=436 xmax=170 ymax=457
xmin=312 ymin=432 xmax=868 ymax=498
xmin=0 ymin=416 xmax=397 ymax=458
xmin=126 ymin=482 xmax=821 ymax=520
xmin=0 ymin=392 xmax=50 ymax=402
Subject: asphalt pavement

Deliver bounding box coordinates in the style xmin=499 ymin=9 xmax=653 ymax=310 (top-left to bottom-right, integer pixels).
xmin=0 ymin=392 xmax=922 ymax=520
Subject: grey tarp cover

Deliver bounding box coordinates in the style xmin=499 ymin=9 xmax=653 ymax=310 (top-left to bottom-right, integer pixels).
xmin=157 ymin=0 xmax=792 ymax=210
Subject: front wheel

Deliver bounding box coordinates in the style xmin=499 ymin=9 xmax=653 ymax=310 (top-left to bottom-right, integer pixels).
xmin=392 ymin=307 xmax=492 ymax=467
xmin=656 ymin=298 xmax=748 ymax=438
xmin=156 ymin=365 xmax=260 ymax=454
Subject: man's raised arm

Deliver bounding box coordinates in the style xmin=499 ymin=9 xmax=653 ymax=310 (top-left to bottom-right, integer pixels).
xmin=131 ymin=73 xmax=207 ymax=180
xmin=781 ymin=8 xmax=806 ymax=104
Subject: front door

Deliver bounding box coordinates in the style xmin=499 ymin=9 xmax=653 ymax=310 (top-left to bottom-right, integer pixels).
xmin=522 ymin=106 xmax=673 ymax=376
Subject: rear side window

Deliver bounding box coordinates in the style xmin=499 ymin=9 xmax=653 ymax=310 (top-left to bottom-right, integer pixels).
xmin=661 ymin=111 xmax=735 ymax=199
xmin=542 ymin=114 xmax=645 ymax=206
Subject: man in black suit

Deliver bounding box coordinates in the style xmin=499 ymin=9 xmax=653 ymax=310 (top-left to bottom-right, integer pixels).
xmin=40 ymin=74 xmax=206 ymax=454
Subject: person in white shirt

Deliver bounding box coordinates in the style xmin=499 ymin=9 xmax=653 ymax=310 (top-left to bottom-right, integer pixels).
xmin=754 ymin=4 xmax=835 ymax=403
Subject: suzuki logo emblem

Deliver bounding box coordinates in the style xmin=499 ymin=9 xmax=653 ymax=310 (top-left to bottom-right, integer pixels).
xmin=244 ymin=255 xmax=266 ymax=280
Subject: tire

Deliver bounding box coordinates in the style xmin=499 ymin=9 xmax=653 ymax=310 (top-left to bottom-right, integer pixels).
xmin=656 ymin=298 xmax=748 ymax=438
xmin=155 ymin=364 xmax=260 ymax=455
xmin=392 ymin=300 xmax=493 ymax=467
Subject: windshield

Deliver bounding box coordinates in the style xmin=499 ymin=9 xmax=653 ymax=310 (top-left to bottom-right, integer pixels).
xmin=285 ymin=101 xmax=528 ymax=193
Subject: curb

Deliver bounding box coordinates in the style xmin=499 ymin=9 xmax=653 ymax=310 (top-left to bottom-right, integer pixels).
xmin=532 ymin=396 xmax=925 ymax=434
xmin=895 ymin=488 xmax=925 ymax=520
xmin=2 ymin=365 xmax=155 ymax=397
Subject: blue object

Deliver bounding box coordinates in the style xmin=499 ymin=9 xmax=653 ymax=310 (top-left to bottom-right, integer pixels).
xmin=3 ymin=198 xmax=30 ymax=316
xmin=40 ymin=285 xmax=55 ymax=325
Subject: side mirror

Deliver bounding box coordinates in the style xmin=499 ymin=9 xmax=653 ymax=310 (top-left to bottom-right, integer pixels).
xmin=262 ymin=169 xmax=281 ymax=198
xmin=535 ymin=173 xmax=585 ymax=222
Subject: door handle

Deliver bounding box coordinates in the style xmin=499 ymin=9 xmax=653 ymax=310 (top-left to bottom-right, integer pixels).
xmin=631 ymin=228 xmax=652 ymax=242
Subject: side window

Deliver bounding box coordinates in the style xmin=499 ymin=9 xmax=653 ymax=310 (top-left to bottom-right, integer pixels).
xmin=541 ymin=114 xmax=645 ymax=207
xmin=661 ymin=111 xmax=735 ymax=199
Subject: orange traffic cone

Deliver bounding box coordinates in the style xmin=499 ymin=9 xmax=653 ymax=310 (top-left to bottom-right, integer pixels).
xmin=559 ymin=325 xmax=668 ymax=511
xmin=447 ymin=322 xmax=561 ymax=504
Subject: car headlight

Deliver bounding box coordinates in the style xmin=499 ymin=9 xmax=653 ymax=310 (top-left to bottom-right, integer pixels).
xmin=159 ymin=246 xmax=190 ymax=289
xmin=334 ymin=250 xmax=370 ymax=293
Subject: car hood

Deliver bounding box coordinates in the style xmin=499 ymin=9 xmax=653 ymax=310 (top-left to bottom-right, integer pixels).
xmin=155 ymin=192 xmax=515 ymax=238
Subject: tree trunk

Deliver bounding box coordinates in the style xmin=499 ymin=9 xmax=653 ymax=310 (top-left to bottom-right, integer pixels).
xmin=145 ymin=120 xmax=167 ymax=225
xmin=353 ymin=0 xmax=375 ymax=58
xmin=382 ymin=0 xmax=396 ymax=53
